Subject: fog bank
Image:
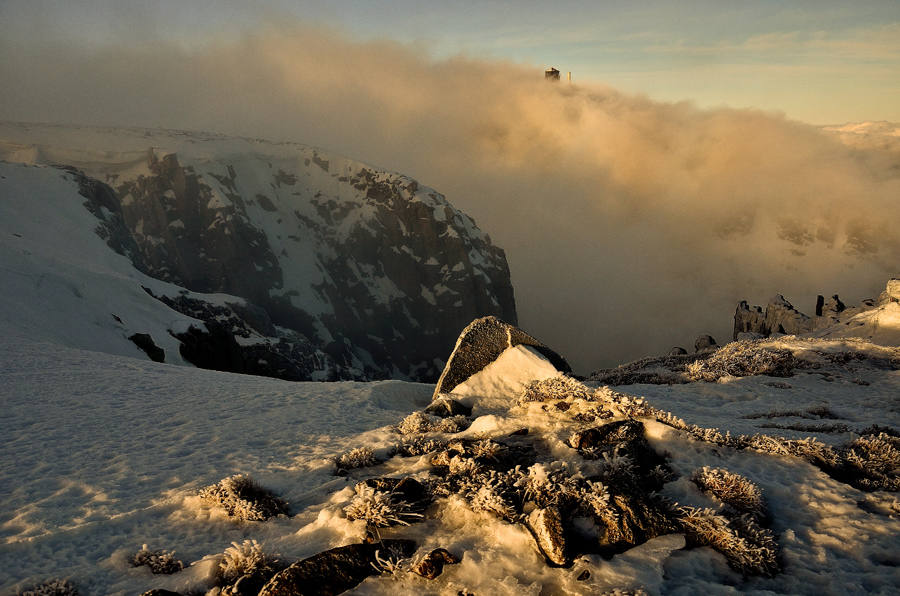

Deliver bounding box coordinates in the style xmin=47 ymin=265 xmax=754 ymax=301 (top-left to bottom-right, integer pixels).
xmin=3 ymin=24 xmax=899 ymax=371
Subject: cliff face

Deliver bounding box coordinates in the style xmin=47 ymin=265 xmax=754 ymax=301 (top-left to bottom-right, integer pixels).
xmin=1 ymin=124 xmax=516 ymax=381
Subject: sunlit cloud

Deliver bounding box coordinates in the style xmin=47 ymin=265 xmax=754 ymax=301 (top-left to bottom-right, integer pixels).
xmin=2 ymin=22 xmax=899 ymax=370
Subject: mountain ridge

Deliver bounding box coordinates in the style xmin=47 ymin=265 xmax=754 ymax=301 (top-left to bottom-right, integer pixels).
xmin=0 ymin=122 xmax=517 ymax=381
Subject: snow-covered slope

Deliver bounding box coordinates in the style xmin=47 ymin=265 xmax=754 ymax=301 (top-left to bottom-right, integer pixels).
xmin=3 ymin=328 xmax=900 ymax=595
xmin=0 ymin=122 xmax=516 ymax=381
xmin=0 ymin=161 xmax=194 ymax=362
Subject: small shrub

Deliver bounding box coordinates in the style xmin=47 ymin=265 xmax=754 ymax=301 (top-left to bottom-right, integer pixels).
xmin=371 ymin=543 xmax=413 ymax=578
xmin=678 ymin=507 xmax=780 ymax=577
xmin=519 ymin=376 xmax=593 ymax=405
xmin=469 ymin=483 xmax=517 ymax=521
xmin=131 ymin=544 xmax=185 ymax=574
xmin=218 ymin=539 xmax=283 ymax=588
xmin=692 ymin=468 xmax=765 ymax=519
xmin=336 ymin=446 xmax=378 ymax=471
xmin=16 ymin=580 xmax=78 ymax=596
xmin=344 ymin=484 xmax=423 ymax=527
xmin=390 ymin=437 xmax=447 ymax=457
xmin=687 ymin=343 xmax=796 ymax=381
xmin=398 ymin=412 xmax=468 ymax=435
xmin=842 ymin=433 xmax=900 ymax=479
xmin=199 ymin=474 xmax=289 ymax=522
xmin=469 ymin=439 xmax=506 ymax=460
xmin=759 ymin=422 xmax=850 ymax=434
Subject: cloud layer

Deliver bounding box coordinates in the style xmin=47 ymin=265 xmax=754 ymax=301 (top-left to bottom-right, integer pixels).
xmin=3 ymin=25 xmax=900 ymax=371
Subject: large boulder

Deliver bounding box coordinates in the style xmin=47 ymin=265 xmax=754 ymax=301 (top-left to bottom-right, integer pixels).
xmin=433 ymin=317 xmax=571 ymax=399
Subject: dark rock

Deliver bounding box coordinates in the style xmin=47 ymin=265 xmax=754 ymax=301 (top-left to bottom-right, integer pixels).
xmin=433 ymin=316 xmax=571 ymax=398
xmin=425 ymin=396 xmax=473 ymax=418
xmin=357 ymin=477 xmax=430 ymax=512
xmin=527 ymin=506 xmax=567 ymax=566
xmin=668 ymin=346 xmax=688 ymax=356
xmin=412 ymin=548 xmax=461 ymax=579
xmin=128 ymin=333 xmax=165 ymax=363
xmin=576 ymin=570 xmax=591 ymax=581
xmin=139 ymin=591 xmax=182 ymax=596
xmin=156 ymin=293 xmax=343 ymax=381
xmin=734 ymin=295 xmax=816 ymax=341
xmin=567 ymin=420 xmax=645 ymax=450
xmin=231 ymin=570 xmax=273 ymax=596
xmin=596 ymin=492 xmax=679 ymax=557
xmin=258 ymin=540 xmax=415 ymax=596
xmin=171 ymin=322 xmax=245 ymax=373
xmin=734 ymin=300 xmax=767 ymax=340
xmin=694 ymin=335 xmax=718 ymax=353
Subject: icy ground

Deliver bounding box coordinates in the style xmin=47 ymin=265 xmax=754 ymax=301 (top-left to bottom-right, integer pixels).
xmin=3 ymin=331 xmax=900 ymax=595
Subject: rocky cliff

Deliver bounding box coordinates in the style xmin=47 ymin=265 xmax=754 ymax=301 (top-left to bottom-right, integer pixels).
xmin=0 ymin=123 xmax=516 ymax=381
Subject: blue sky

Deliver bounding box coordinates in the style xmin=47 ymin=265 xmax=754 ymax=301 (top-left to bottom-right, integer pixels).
xmin=2 ymin=0 xmax=898 ymax=124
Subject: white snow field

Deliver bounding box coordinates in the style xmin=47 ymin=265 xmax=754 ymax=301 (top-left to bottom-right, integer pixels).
xmin=3 ymin=160 xmax=900 ymax=595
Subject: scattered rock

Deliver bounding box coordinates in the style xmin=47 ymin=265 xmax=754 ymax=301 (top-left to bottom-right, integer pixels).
xmin=527 ymin=506 xmax=567 ymax=566
xmin=128 ymin=333 xmax=165 ymax=363
xmin=598 ymin=492 xmax=679 ymax=557
xmin=412 ymin=548 xmax=461 ymax=579
xmin=433 ymin=316 xmax=571 ymax=398
xmin=567 ymin=420 xmax=645 ymax=450
xmin=258 ymin=540 xmax=415 ymax=596
xmin=694 ymin=335 xmax=719 ymax=353
xmin=171 ymin=322 xmax=245 ymax=373
xmin=425 ymin=396 xmax=473 ymax=418
xmin=356 ymin=477 xmax=431 ymax=512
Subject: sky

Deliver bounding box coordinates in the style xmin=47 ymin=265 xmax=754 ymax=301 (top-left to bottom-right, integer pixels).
xmin=1 ymin=1 xmax=900 ymax=370
xmin=2 ymin=0 xmax=899 ymax=125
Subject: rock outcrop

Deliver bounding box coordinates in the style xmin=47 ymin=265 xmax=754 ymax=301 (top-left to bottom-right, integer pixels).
xmin=734 ymin=280 xmax=900 ymax=342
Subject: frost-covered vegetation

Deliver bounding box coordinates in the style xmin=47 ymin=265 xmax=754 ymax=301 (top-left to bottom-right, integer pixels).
xmin=198 ymin=475 xmax=290 ymax=522
xmin=397 ymin=411 xmax=469 ymax=435
xmin=216 ymin=540 xmax=283 ymax=590
xmin=343 ymin=484 xmax=424 ymax=528
xmin=691 ymin=467 xmax=766 ymax=520
xmin=336 ymin=446 xmax=379 ymax=471
xmin=14 ymin=580 xmax=78 ymax=596
xmin=677 ymin=507 xmax=780 ymax=577
xmin=686 ymin=342 xmax=797 ymax=381
xmin=130 ymin=545 xmax=184 ymax=574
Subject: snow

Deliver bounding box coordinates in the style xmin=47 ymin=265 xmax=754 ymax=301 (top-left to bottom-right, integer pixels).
xmin=450 ymin=345 xmax=560 ymax=401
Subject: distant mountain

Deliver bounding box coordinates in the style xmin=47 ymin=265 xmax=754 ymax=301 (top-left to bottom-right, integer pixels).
xmin=0 ymin=123 xmax=517 ymax=381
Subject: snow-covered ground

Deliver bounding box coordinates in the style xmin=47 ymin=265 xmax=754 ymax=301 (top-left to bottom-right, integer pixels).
xmin=3 ymin=332 xmax=900 ymax=595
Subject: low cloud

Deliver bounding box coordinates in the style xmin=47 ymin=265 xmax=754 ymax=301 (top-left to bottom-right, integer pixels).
xmin=3 ymin=24 xmax=900 ymax=371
